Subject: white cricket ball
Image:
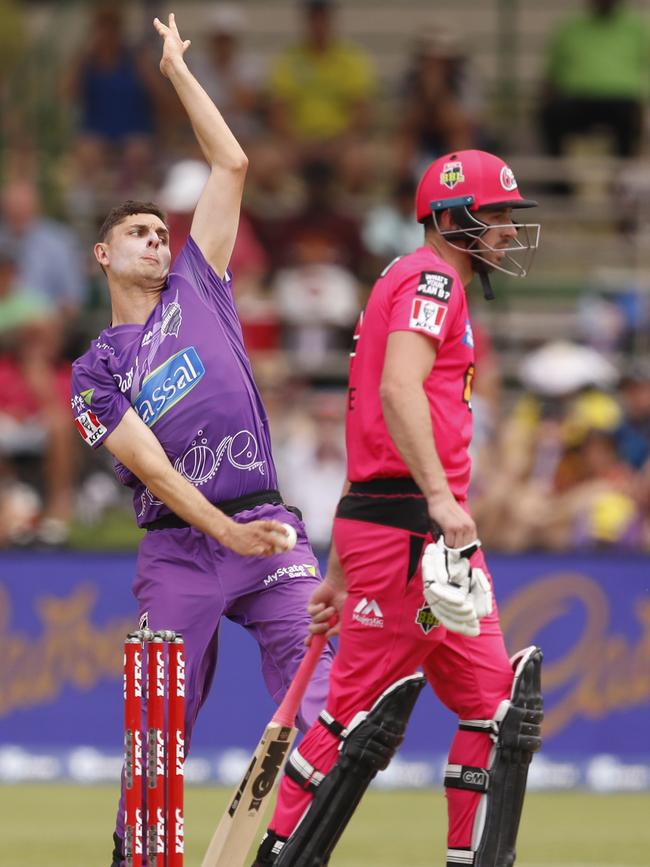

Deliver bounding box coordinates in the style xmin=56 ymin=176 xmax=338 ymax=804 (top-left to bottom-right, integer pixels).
xmin=281 ymin=522 xmax=297 ymax=551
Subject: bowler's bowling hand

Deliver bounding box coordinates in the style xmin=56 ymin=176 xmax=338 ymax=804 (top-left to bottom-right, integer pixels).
xmin=220 ymin=518 xmax=297 ymax=557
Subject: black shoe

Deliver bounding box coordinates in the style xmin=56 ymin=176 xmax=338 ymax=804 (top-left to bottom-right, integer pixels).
xmin=110 ymin=831 xmax=123 ymax=867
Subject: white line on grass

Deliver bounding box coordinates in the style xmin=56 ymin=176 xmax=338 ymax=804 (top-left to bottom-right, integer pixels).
xmin=336 ymin=863 xmax=640 ymax=867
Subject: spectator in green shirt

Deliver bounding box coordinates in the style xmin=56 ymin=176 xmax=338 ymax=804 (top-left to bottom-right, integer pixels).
xmin=539 ymin=0 xmax=650 ymax=158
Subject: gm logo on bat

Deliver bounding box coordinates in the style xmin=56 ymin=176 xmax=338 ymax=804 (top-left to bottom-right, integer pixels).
xmin=248 ymin=731 xmax=293 ymax=811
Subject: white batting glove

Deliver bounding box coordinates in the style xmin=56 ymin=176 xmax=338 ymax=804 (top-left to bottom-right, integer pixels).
xmin=421 ymin=538 xmax=493 ymax=637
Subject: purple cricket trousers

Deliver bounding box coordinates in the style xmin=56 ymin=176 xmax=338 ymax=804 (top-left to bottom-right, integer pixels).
xmin=114 ymin=502 xmax=333 ymax=859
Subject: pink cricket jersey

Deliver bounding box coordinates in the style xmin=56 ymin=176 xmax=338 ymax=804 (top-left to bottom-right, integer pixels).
xmin=346 ymin=246 xmax=475 ymax=500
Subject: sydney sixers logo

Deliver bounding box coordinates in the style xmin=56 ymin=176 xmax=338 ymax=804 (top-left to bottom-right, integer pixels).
xmin=500 ymin=165 xmax=518 ymax=191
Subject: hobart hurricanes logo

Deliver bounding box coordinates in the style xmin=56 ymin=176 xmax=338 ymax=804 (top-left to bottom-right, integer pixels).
xmin=133 ymin=347 xmax=204 ymax=427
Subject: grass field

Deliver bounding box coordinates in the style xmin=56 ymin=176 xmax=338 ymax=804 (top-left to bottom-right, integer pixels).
xmin=2 ymin=785 xmax=649 ymax=866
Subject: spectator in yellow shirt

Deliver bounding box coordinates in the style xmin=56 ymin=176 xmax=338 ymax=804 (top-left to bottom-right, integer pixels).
xmin=268 ymin=0 xmax=376 ymax=154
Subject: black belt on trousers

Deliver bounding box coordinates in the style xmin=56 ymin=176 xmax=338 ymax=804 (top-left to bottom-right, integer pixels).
xmin=336 ymin=477 xmax=441 ymax=536
xmin=144 ymin=489 xmax=284 ymax=531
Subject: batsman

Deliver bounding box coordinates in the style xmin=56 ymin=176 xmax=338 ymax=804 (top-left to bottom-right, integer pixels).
xmin=68 ymin=14 xmax=333 ymax=866
xmin=252 ymin=151 xmax=545 ymax=867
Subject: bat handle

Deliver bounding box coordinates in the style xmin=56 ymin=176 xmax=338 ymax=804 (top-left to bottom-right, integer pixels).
xmin=272 ymin=628 xmax=330 ymax=729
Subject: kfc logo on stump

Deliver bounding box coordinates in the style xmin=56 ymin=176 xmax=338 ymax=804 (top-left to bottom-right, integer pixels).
xmin=409 ymin=298 xmax=447 ymax=336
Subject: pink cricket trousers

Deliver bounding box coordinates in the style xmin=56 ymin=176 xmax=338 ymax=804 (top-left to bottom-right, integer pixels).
xmin=268 ymin=513 xmax=514 ymax=853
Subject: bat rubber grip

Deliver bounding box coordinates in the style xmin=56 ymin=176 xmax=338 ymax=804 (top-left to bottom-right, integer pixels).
xmin=272 ymin=630 xmax=329 ymax=728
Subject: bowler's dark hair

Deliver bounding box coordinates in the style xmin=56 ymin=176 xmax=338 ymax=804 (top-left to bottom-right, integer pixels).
xmin=98 ymin=200 xmax=167 ymax=242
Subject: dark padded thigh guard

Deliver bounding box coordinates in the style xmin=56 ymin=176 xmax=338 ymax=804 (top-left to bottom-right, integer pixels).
xmin=274 ymin=673 xmax=427 ymax=867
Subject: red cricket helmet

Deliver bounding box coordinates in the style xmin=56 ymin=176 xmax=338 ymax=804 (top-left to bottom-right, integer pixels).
xmin=415 ymin=150 xmax=540 ymax=299
xmin=415 ymin=149 xmax=537 ymax=221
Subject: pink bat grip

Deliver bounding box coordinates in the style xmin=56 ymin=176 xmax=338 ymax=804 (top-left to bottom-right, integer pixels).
xmin=272 ymin=630 xmax=330 ymax=728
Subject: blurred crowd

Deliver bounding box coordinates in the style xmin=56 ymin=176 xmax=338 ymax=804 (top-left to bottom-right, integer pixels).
xmin=0 ymin=0 xmax=649 ymax=551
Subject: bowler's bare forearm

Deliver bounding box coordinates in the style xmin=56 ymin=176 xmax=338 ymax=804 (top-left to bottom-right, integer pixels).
xmin=164 ymin=58 xmax=247 ymax=171
xmin=105 ymin=409 xmax=234 ymax=542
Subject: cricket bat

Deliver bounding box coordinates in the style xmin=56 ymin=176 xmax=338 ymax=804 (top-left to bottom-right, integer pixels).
xmin=200 ymin=629 xmax=329 ymax=867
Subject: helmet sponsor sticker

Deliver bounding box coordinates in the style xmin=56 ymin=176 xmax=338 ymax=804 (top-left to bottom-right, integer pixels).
xmin=416 ymin=271 xmax=452 ymax=303
xmin=409 ymin=298 xmax=447 ymax=336
xmin=500 ymin=165 xmax=518 ymax=191
xmin=440 ymin=161 xmax=464 ymax=190
xmin=74 ymin=409 xmax=107 ymax=446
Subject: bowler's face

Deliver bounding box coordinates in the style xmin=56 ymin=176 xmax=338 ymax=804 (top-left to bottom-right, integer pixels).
xmin=97 ymin=214 xmax=171 ymax=287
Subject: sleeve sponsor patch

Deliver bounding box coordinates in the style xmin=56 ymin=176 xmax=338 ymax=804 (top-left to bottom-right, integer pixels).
xmin=416 ymin=271 xmax=452 ymax=303
xmin=74 ymin=410 xmax=107 ymax=446
xmin=409 ymin=298 xmax=447 ymax=336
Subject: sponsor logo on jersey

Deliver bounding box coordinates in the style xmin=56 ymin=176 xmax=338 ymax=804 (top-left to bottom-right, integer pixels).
xmin=440 ymin=160 xmax=464 ymax=190
xmin=161 ymin=301 xmax=183 ymax=337
xmin=500 ymin=165 xmax=518 ymax=191
xmin=133 ymin=347 xmax=205 ymax=427
xmin=416 ymin=271 xmax=452 ymax=303
xmin=95 ymin=339 xmax=115 ymax=355
xmin=409 ymin=298 xmax=447 ymax=336
xmin=74 ymin=409 xmax=107 ymax=446
xmin=352 ymin=597 xmax=384 ymax=629
xmin=263 ymin=563 xmax=317 ymax=587
xmin=462 ymin=319 xmax=474 ymax=348
xmin=71 ymin=389 xmax=95 ymax=413
xmin=415 ymin=604 xmax=440 ymax=635
xmin=113 ymin=366 xmax=134 ymax=394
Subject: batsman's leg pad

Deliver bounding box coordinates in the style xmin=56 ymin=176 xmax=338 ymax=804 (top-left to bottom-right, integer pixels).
xmin=273 ymin=673 xmax=426 ymax=867
xmin=446 ymin=646 xmax=543 ymax=867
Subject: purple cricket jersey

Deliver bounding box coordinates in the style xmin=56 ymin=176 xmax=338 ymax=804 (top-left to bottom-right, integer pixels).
xmin=71 ymin=236 xmax=279 ymax=526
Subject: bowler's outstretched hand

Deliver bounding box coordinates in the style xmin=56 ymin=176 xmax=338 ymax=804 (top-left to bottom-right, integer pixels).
xmin=153 ymin=12 xmax=191 ymax=77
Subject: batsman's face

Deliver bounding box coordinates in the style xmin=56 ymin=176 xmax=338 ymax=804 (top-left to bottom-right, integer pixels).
xmin=96 ymin=214 xmax=171 ymax=287
xmin=477 ymin=208 xmax=518 ymax=266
